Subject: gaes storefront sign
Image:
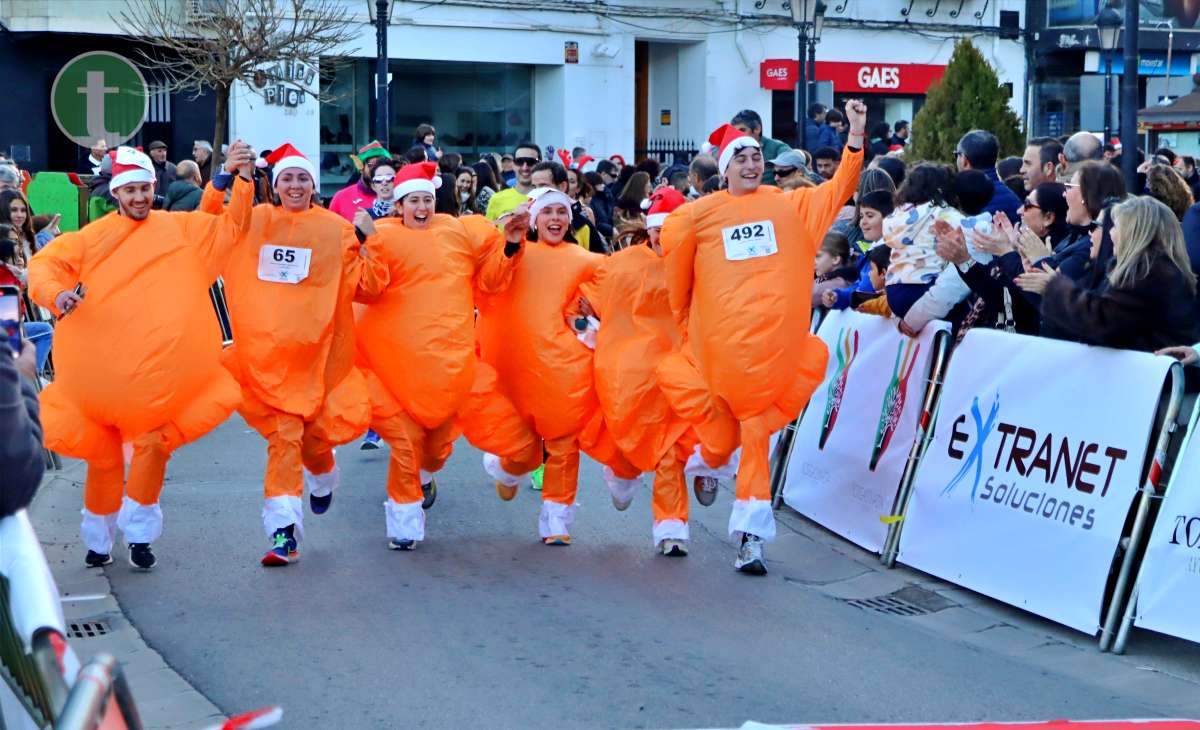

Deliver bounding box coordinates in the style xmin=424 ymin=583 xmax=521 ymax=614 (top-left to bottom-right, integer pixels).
xmin=51 ymin=51 xmax=148 ymax=148
xmin=253 ymin=60 xmax=317 ymax=108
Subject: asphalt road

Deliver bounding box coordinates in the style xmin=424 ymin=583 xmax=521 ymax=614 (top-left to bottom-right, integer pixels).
xmin=97 ymin=418 xmax=1193 ymax=729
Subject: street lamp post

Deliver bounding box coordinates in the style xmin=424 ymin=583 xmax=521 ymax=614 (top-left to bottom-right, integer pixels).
xmin=368 ymin=0 xmax=394 ymax=148
xmin=1096 ymin=6 xmax=1122 ymax=144
xmin=1120 ymin=0 xmax=1140 ymax=191
xmin=808 ymin=2 xmax=826 ymax=104
xmin=789 ymin=0 xmax=821 ymax=150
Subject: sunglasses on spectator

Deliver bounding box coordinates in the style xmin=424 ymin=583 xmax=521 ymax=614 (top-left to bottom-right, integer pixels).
xmin=775 ymin=167 xmax=797 ymax=177
xmin=1022 ymin=198 xmax=1041 ymax=210
xmin=372 ymin=175 xmax=395 ymax=184
xmin=514 ymin=157 xmax=539 ymax=167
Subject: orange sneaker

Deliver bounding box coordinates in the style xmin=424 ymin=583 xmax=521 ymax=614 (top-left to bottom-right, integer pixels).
xmin=543 ymin=535 xmax=571 ymax=546
xmin=495 ymin=480 xmax=518 ymax=501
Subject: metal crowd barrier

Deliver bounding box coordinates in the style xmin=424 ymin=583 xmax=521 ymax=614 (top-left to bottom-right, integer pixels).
xmin=769 ymin=308 xmax=825 ymax=509
xmin=55 ymin=654 xmax=143 ymax=730
xmin=880 ymin=328 xmax=952 ymax=568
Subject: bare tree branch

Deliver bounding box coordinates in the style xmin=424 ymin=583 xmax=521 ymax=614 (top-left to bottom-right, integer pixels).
xmin=113 ymin=0 xmax=362 ymax=175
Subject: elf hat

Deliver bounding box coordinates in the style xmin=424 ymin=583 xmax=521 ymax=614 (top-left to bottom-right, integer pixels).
xmin=645 ymin=187 xmax=687 ymax=229
xmin=109 ymin=146 xmax=156 ymax=190
xmin=266 ymin=143 xmax=316 ymax=182
xmin=709 ymin=123 xmax=760 ymax=177
xmin=356 ymin=140 xmax=391 ymax=165
xmin=393 ymin=161 xmax=441 ymax=202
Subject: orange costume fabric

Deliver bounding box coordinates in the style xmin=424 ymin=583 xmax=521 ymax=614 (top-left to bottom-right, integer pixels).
xmin=475 ymin=234 xmax=603 ymax=538
xmin=658 ymin=146 xmax=864 ymax=541
xmin=573 ymin=244 xmax=695 ymax=545
xmin=221 ymin=201 xmax=389 ymax=537
xmin=357 ymin=213 xmax=537 ymax=541
xmin=27 ymin=177 xmax=254 ymax=554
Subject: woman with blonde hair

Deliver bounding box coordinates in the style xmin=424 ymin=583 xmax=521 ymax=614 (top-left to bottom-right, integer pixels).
xmin=1017 ymin=195 xmax=1196 ymax=352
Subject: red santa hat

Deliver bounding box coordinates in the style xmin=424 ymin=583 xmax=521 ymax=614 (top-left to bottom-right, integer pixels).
xmin=266 ymin=143 xmax=316 ymax=182
xmin=393 ymin=161 xmax=441 ymax=201
xmin=709 ymin=123 xmax=760 ymax=177
xmin=644 ymin=187 xmax=687 ymax=229
xmin=109 ymin=146 xmax=156 ymax=190
xmin=1109 ymin=136 xmax=1122 ymax=152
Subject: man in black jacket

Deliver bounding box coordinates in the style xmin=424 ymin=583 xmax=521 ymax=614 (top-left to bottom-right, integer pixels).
xmin=1 ymin=341 xmax=44 ymax=518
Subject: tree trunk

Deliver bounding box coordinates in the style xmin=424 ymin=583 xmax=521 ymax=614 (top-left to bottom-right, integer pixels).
xmin=211 ymin=84 xmax=230 ymax=180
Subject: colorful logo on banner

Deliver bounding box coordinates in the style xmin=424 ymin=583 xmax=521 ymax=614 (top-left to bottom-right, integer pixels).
xmin=938 ymin=390 xmax=1131 ymax=531
xmin=941 ymin=394 xmax=1001 ymax=500
xmin=819 ymin=327 xmax=859 ymax=449
xmin=869 ymin=339 xmax=920 ymax=472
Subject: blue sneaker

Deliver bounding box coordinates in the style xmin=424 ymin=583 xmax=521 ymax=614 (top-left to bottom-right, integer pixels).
xmin=310 ymin=491 xmax=333 ymax=515
xmin=261 ymin=526 xmax=299 ymax=567
xmin=360 ymin=430 xmax=382 ymax=450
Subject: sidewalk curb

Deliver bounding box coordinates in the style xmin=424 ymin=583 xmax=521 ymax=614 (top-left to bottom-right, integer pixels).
xmin=31 ymin=464 xmax=226 ymax=730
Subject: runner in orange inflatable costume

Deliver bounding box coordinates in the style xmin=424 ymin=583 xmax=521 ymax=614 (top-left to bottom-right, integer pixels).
xmin=27 ymin=144 xmax=255 ymax=570
xmin=475 ymin=187 xmax=603 ymax=544
xmin=219 ymin=143 xmax=389 ymax=567
xmin=569 ymin=187 xmax=712 ymax=556
xmin=354 ymin=162 xmax=539 ymax=549
xmin=657 ymin=101 xmax=868 ymax=574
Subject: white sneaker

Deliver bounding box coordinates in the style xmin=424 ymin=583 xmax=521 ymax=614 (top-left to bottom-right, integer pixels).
xmin=734 ymin=534 xmax=766 ymax=575
xmin=659 ymin=539 xmax=688 ymax=557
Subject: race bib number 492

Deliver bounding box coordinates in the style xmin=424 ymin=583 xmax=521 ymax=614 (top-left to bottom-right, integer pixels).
xmin=257 ymin=245 xmax=312 ymax=284
xmin=721 ymin=220 xmax=778 ymax=261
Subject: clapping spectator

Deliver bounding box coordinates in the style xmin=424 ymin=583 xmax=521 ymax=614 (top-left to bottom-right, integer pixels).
xmin=1019 ymin=196 xmax=1197 ymax=352
xmin=31 ymin=214 xmax=61 ymax=251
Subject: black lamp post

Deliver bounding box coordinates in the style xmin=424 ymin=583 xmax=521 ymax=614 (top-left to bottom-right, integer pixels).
xmin=808 ymin=2 xmax=826 ymax=103
xmin=1096 ymin=6 xmax=1122 ymax=144
xmin=367 ymin=0 xmax=395 ymax=147
xmin=789 ymin=0 xmax=821 ymax=150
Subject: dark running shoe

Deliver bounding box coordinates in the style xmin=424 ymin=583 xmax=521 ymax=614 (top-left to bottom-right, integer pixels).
xmin=85 ymin=550 xmax=113 ymax=568
xmin=128 ymin=543 xmax=157 ymax=571
xmin=421 ymin=478 xmax=438 ymax=510
xmin=310 ymin=491 xmax=333 ymax=515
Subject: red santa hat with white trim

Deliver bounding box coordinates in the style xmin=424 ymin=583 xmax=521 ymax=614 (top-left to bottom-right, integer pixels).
xmin=392 ymin=161 xmax=442 ymax=201
xmin=266 ymin=143 xmax=317 ymax=187
xmin=109 ymin=146 xmax=156 ymax=190
xmin=644 ymin=187 xmax=687 ymax=229
xmin=709 ymin=123 xmax=760 ymax=177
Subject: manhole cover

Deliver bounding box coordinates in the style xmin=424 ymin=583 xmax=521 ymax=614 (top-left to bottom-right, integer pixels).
xmin=67 ymin=621 xmax=110 ymax=639
xmin=842 ymin=586 xmax=957 ymax=617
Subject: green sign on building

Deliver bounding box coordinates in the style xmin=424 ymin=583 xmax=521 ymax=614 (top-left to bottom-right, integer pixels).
xmin=51 ymin=51 xmax=148 ymax=148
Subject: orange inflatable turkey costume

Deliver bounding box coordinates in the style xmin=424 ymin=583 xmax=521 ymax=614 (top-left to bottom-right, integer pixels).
xmin=27 ymin=146 xmax=253 ymax=566
xmin=572 ymin=187 xmax=699 ymax=554
xmin=657 ymin=114 xmax=865 ymax=573
xmin=219 ymin=143 xmax=389 ymax=566
xmin=356 ymin=162 xmax=537 ymax=548
xmin=475 ymin=187 xmax=603 ymax=544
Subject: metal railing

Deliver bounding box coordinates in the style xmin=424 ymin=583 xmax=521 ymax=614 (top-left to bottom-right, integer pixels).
xmin=635 ymin=139 xmax=699 ymax=166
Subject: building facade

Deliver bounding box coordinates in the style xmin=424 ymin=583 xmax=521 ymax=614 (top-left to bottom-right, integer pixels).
xmin=1 ymin=0 xmax=1027 ymax=178
xmin=1026 ymin=0 xmax=1200 ymax=153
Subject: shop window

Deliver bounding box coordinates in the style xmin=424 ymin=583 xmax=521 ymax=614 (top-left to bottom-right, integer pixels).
xmin=1032 ymin=78 xmax=1081 ymax=139
xmin=319 ymin=61 xmax=370 ymax=191
xmin=388 ymin=60 xmax=532 ymax=159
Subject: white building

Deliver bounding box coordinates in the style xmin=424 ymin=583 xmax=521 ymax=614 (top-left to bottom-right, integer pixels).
xmin=1 ymin=0 xmax=1027 ymax=180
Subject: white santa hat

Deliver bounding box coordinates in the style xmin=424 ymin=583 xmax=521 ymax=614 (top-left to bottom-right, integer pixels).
xmin=709 ymin=123 xmax=760 ymax=177
xmin=266 ymin=143 xmax=318 ymax=187
xmin=528 ymin=186 xmax=573 ymax=220
xmin=109 ymin=146 xmax=156 ymax=190
xmin=392 ymin=161 xmax=441 ymax=201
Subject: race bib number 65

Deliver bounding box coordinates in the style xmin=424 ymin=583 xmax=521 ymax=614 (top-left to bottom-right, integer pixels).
xmin=257 ymin=245 xmax=312 ymax=284
xmin=722 ymin=220 xmax=778 ymax=261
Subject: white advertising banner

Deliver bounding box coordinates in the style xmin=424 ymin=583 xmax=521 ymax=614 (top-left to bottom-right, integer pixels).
xmin=1133 ymin=399 xmax=1200 ymax=644
xmin=898 ymin=329 xmax=1170 ymax=633
xmin=782 ymin=309 xmax=948 ymax=552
